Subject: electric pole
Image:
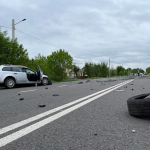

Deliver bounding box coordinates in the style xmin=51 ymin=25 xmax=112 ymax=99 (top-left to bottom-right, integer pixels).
xmin=12 ymin=19 xmax=26 ymax=41
xmin=12 ymin=19 xmax=15 ymax=41
xmin=109 ymin=58 xmax=110 ymax=77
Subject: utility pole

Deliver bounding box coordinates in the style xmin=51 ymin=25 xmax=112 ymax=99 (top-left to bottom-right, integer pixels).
xmin=12 ymin=19 xmax=15 ymax=41
xmin=12 ymin=19 xmax=26 ymax=41
xmin=109 ymin=58 xmax=110 ymax=77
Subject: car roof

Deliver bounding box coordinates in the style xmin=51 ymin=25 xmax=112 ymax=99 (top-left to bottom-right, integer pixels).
xmin=1 ymin=64 xmax=27 ymax=68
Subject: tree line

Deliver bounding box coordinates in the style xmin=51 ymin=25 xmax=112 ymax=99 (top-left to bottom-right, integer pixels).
xmin=0 ymin=30 xmax=147 ymax=81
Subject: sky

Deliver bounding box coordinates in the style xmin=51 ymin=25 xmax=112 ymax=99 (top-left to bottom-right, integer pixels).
xmin=1 ymin=0 xmax=150 ymax=71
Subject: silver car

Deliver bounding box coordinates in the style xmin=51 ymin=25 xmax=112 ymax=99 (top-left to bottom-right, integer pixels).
xmin=0 ymin=64 xmax=50 ymax=89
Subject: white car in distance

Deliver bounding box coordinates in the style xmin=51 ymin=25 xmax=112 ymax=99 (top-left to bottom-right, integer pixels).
xmin=0 ymin=64 xmax=50 ymax=89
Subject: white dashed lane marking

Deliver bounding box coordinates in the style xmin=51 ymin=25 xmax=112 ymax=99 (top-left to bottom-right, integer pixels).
xmin=19 ymin=89 xmax=37 ymax=93
xmin=58 ymin=85 xmax=68 ymax=87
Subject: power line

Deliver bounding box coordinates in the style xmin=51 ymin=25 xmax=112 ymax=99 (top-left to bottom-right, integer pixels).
xmin=0 ymin=25 xmax=61 ymax=48
xmin=0 ymin=26 xmax=12 ymax=29
xmin=15 ymin=29 xmax=60 ymax=48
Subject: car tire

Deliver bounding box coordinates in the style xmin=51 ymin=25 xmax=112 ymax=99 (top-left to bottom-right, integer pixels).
xmin=4 ymin=77 xmax=16 ymax=89
xmin=41 ymin=78 xmax=49 ymax=85
xmin=127 ymin=93 xmax=150 ymax=117
xmin=48 ymin=80 xmax=52 ymax=85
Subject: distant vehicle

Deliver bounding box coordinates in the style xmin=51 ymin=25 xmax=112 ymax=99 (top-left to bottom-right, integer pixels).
xmin=0 ymin=64 xmax=51 ymax=89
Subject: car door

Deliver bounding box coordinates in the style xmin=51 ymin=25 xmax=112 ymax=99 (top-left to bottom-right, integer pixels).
xmin=12 ymin=67 xmax=27 ymax=83
xmin=37 ymin=65 xmax=43 ymax=81
xmin=24 ymin=68 xmax=37 ymax=83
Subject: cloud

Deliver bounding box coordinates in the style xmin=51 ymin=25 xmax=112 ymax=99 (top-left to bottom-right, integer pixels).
xmin=1 ymin=0 xmax=150 ymax=71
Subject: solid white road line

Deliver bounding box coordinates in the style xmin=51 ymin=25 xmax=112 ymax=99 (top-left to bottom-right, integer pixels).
xmin=0 ymin=80 xmax=133 ymax=136
xmin=0 ymin=79 xmax=133 ymax=147
xmin=19 ymin=89 xmax=37 ymax=93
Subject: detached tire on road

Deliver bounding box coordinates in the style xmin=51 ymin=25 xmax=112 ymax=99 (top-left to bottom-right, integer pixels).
xmin=127 ymin=93 xmax=150 ymax=117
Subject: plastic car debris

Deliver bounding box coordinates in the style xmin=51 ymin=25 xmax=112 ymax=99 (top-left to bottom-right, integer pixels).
xmin=38 ymin=105 xmax=46 ymax=107
xmin=20 ymin=98 xmax=24 ymax=100
xmin=45 ymin=87 xmax=48 ymax=89
xmin=132 ymin=130 xmax=135 ymax=133
xmin=115 ymin=89 xmax=124 ymax=92
xmin=144 ymin=95 xmax=150 ymax=99
xmin=78 ymin=82 xmax=83 ymax=84
xmin=53 ymin=94 xmax=59 ymax=96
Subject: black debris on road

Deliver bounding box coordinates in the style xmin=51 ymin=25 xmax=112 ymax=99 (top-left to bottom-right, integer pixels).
xmin=38 ymin=105 xmax=46 ymax=107
xmin=78 ymin=82 xmax=83 ymax=84
xmin=53 ymin=94 xmax=59 ymax=96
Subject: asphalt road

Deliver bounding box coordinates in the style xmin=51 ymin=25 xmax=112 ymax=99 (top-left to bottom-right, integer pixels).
xmin=0 ymin=76 xmax=150 ymax=150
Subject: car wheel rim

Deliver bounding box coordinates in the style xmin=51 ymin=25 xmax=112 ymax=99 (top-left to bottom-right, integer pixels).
xmin=43 ymin=79 xmax=48 ymax=85
xmin=7 ymin=79 xmax=14 ymax=88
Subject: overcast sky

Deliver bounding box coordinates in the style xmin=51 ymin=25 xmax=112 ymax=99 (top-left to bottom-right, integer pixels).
xmin=1 ymin=0 xmax=150 ymax=71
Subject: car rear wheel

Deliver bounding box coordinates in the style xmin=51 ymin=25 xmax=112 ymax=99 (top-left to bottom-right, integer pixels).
xmin=4 ymin=78 xmax=16 ymax=89
xmin=41 ymin=78 xmax=48 ymax=85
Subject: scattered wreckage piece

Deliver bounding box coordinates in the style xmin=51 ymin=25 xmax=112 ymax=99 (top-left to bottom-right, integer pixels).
xmin=78 ymin=82 xmax=83 ymax=84
xmin=38 ymin=104 xmax=46 ymax=107
xmin=86 ymin=80 xmax=90 ymax=83
xmin=127 ymin=93 xmax=150 ymax=117
xmin=53 ymin=94 xmax=59 ymax=96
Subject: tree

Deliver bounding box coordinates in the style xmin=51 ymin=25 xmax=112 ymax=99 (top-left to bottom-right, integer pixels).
xmin=84 ymin=62 xmax=94 ymax=78
xmin=127 ymin=68 xmax=132 ymax=75
xmin=146 ymin=67 xmax=150 ymax=74
xmin=132 ymin=68 xmax=144 ymax=74
xmin=0 ymin=31 xmax=29 ymax=65
xmin=116 ymin=65 xmax=125 ymax=76
xmin=72 ymin=64 xmax=80 ymax=78
xmin=100 ymin=62 xmax=109 ymax=77
xmin=110 ymin=66 xmax=117 ymax=76
xmin=47 ymin=49 xmax=73 ymax=81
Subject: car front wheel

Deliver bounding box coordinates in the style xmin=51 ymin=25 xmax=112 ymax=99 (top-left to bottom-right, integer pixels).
xmin=41 ymin=78 xmax=49 ymax=85
xmin=4 ymin=78 xmax=16 ymax=89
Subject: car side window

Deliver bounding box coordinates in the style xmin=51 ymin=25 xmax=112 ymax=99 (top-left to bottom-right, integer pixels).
xmin=2 ymin=67 xmax=11 ymax=71
xmin=12 ymin=67 xmax=23 ymax=72
xmin=25 ymin=69 xmax=35 ymax=74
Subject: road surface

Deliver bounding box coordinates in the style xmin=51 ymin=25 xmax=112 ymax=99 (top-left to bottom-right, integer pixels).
xmin=0 ymin=76 xmax=150 ymax=150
